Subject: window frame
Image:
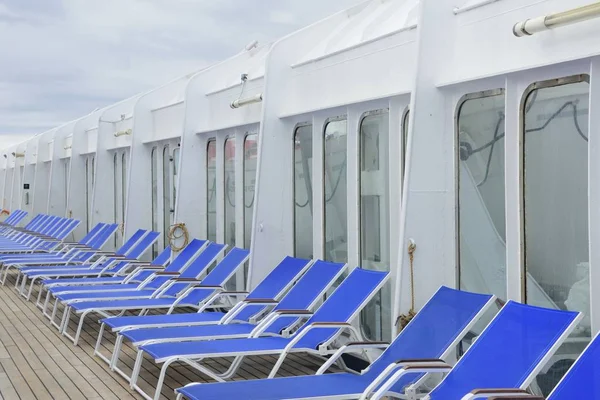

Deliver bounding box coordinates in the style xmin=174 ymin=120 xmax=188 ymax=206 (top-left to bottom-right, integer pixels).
xmin=223 ymin=136 xmax=236 ymax=247
xmin=243 ymin=132 xmax=258 ymax=250
xmin=292 ymin=122 xmax=313 ymax=258
xmin=519 ymin=74 xmax=590 ymax=302
xmin=454 ymin=88 xmax=506 ymax=291
xmin=206 ymin=138 xmax=217 ymax=241
xmin=322 ymin=115 xmax=348 ymax=262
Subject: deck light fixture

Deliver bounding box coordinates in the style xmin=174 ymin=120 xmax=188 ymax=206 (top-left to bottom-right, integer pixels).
xmin=514 ymin=2 xmax=600 ymax=36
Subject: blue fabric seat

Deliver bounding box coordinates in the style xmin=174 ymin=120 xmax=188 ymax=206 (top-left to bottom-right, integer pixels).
xmin=100 ymin=256 xmax=313 ymax=332
xmin=131 ymin=267 xmax=389 ymax=400
xmin=58 ymin=247 xmax=250 ymax=347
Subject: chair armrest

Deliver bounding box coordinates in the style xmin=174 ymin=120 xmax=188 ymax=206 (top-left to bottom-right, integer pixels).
xmin=275 ymin=310 xmax=313 ymax=316
xmin=154 ymin=271 xmax=180 ymax=276
xmin=244 ymin=298 xmax=278 ymax=304
xmin=172 ymin=278 xmax=203 ymax=282
xmin=310 ymin=322 xmax=352 ymax=327
xmin=250 ymin=310 xmax=314 ymax=338
xmin=362 ymin=359 xmax=452 ymax=400
xmin=316 ymin=341 xmax=390 ymax=375
xmin=466 ymin=389 xmax=535 ymax=400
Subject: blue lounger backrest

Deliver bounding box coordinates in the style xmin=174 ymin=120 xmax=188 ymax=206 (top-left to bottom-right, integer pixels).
xmin=105 ymin=231 xmax=161 ymax=273
xmin=233 ymin=256 xmax=313 ymax=322
xmin=153 ymin=246 xmax=172 ymax=266
xmin=548 ymin=332 xmax=600 ymax=399
xmin=263 ymin=260 xmax=347 ymax=334
xmin=292 ymin=268 xmax=388 ymax=350
xmin=54 ymin=219 xmax=80 ymax=240
xmin=364 ymin=287 xmax=494 ymax=394
xmin=79 ymin=223 xmax=106 ymax=245
xmin=23 ymin=214 xmax=43 ymax=230
xmin=429 ymin=301 xmax=580 ymax=399
xmin=43 ymin=217 xmax=66 ymax=237
xmin=162 ymin=239 xmax=206 ymax=273
xmin=181 ymin=247 xmax=250 ymax=303
xmin=139 ymin=239 xmax=206 ymax=288
xmin=115 ymin=229 xmax=147 ymax=256
xmin=87 ymin=224 xmax=119 ymax=250
xmin=159 ymin=243 xmax=227 ymax=296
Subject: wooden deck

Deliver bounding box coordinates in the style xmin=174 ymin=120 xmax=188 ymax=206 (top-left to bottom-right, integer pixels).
xmin=0 ymin=275 xmax=338 ymax=399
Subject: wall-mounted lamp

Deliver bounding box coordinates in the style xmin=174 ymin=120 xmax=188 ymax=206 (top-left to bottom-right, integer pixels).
xmin=12 ymin=152 xmax=25 ymax=158
xmin=64 ymin=145 xmax=72 ymax=150
xmin=514 ymin=2 xmax=600 ymax=37
xmin=114 ymin=128 xmax=133 ymax=138
xmin=230 ymin=93 xmax=263 ymax=109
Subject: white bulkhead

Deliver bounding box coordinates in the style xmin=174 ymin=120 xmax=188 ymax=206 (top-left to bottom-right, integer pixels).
xmin=1 ymin=0 xmax=600 ymax=375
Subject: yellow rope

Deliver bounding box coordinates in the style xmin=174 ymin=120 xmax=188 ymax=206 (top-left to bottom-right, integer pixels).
xmin=396 ymin=240 xmax=417 ymax=331
xmin=168 ymin=222 xmax=189 ymax=252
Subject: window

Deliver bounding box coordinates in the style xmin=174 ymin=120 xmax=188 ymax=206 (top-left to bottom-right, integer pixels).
xmin=243 ymin=134 xmax=257 ymax=249
xmin=207 ymin=140 xmax=217 ymax=243
xmin=359 ymin=110 xmax=391 ymax=341
xmin=151 ymin=147 xmax=158 ymax=257
xmin=523 ymin=76 xmax=590 ymax=339
xmin=64 ymin=159 xmax=70 ymax=209
xmin=457 ymin=90 xmax=506 ymax=301
xmin=85 ymin=156 xmax=95 ymax=231
xmin=85 ymin=158 xmax=90 ymax=230
xmin=173 ymin=147 xmax=180 ymax=216
xmin=323 ymin=119 xmax=347 ymax=263
xmin=294 ymin=125 xmax=313 ymax=259
xmin=224 ymin=138 xmax=236 ymax=247
xmin=121 ymin=152 xmax=127 ymax=228
xmin=113 ymin=153 xmax=118 ymax=246
xmin=162 ymin=146 xmax=171 ymax=249
xmin=402 ymin=109 xmax=410 ymax=186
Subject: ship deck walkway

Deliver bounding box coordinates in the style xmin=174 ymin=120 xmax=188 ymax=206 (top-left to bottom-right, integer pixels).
xmin=0 ymin=275 xmax=335 ymax=399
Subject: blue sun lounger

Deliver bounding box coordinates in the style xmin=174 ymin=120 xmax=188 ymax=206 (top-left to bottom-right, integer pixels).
xmin=108 ymin=260 xmax=347 ymax=381
xmin=0 ymin=223 xmax=116 ymax=270
xmin=0 ymin=222 xmax=108 ymax=263
xmin=173 ymin=286 xmax=496 ymax=400
xmin=37 ymin=246 xmax=172 ymax=314
xmin=20 ymin=230 xmax=161 ymax=300
xmin=0 ymin=223 xmax=117 ymax=287
xmin=45 ymin=238 xmax=207 ymax=330
xmin=1 ymin=223 xmax=120 ymax=284
xmin=481 ymin=331 xmax=600 ymax=400
xmin=131 ymin=267 xmax=389 ymax=400
xmin=0 ymin=218 xmax=79 ymax=253
xmin=16 ymin=228 xmax=151 ymax=298
xmin=364 ymin=301 xmax=581 ymax=400
xmin=59 ymin=245 xmax=247 ymax=346
xmin=0 ymin=215 xmax=64 ymax=250
xmin=54 ymin=242 xmax=226 ymax=303
xmin=93 ymin=256 xmax=313 ymax=361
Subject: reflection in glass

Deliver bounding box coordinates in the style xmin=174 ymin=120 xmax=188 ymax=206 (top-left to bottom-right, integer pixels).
xmin=207 ymin=140 xmax=217 ymax=243
xmin=172 ymin=148 xmax=180 ymax=216
xmin=359 ymin=111 xmax=391 ymax=341
xmin=121 ymin=152 xmax=127 ymax=228
xmin=162 ymin=146 xmax=171 ymax=249
xmin=323 ymin=120 xmax=347 ymax=263
xmin=151 ymin=148 xmax=158 ymax=257
xmin=524 ymin=80 xmax=590 ymax=336
xmin=243 ymin=134 xmax=257 ymax=250
xmin=224 ymin=138 xmax=236 ymax=247
xmin=457 ymin=92 xmax=506 ymax=301
xmin=294 ymin=125 xmax=313 ymax=259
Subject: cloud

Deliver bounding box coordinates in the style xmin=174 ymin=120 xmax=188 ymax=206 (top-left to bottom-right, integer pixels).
xmin=0 ymin=0 xmax=361 ymax=136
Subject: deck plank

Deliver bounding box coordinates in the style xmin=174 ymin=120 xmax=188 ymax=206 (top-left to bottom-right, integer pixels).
xmin=0 ymin=271 xmax=342 ymax=399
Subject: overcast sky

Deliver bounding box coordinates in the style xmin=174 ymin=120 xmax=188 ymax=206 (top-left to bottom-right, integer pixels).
xmin=0 ymin=0 xmax=360 ymax=140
